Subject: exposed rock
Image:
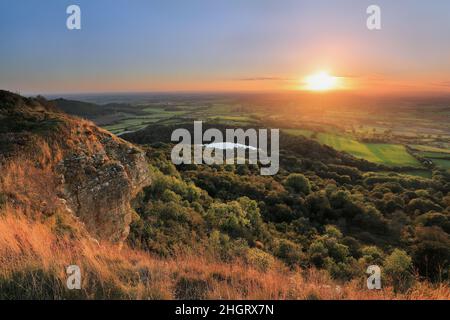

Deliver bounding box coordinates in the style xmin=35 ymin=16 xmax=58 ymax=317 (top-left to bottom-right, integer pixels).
xmin=56 ymin=140 xmax=150 ymax=242
xmin=0 ymin=90 xmax=151 ymax=243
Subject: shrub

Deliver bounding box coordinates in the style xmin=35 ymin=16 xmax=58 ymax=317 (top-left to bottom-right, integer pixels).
xmin=308 ymin=240 xmax=328 ymax=268
xmin=246 ymin=248 xmax=275 ymax=272
xmin=284 ymin=173 xmax=311 ymax=195
xmin=415 ymin=212 xmax=450 ymax=234
xmin=325 ymin=225 xmax=343 ymax=239
xmin=325 ymin=257 xmax=360 ymax=281
xmin=276 ymin=239 xmax=304 ymax=267
xmin=412 ymin=226 xmax=450 ymax=281
xmin=161 ymin=189 xmax=182 ymax=203
xmin=359 ymin=246 xmax=384 ymax=266
xmin=384 ymin=249 xmax=413 ymax=292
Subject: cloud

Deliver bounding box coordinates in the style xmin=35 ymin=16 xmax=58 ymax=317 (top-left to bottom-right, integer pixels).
xmin=431 ymin=81 xmax=450 ymax=87
xmin=235 ymin=76 xmax=293 ymax=81
xmin=334 ymin=73 xmax=386 ymax=81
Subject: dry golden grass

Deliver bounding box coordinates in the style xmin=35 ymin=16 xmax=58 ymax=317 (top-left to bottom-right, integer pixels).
xmin=0 ymin=159 xmax=59 ymax=217
xmin=0 ymin=206 xmax=449 ymax=300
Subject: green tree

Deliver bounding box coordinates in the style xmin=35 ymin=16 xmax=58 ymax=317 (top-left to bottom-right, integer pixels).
xmin=384 ymin=249 xmax=413 ymax=292
xmin=284 ymin=173 xmax=311 ymax=195
xmin=412 ymin=226 xmax=450 ymax=281
xmin=276 ymin=239 xmax=304 ymax=267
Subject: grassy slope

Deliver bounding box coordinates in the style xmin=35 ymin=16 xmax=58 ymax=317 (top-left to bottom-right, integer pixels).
xmin=0 ymin=208 xmax=448 ymax=300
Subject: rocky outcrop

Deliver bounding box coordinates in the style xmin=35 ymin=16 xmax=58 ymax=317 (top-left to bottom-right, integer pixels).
xmin=56 ymin=138 xmax=150 ymax=243
xmin=0 ymin=90 xmax=151 ymax=243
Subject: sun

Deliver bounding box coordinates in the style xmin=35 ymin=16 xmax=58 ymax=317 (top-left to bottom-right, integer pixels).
xmin=303 ymin=71 xmax=339 ymax=91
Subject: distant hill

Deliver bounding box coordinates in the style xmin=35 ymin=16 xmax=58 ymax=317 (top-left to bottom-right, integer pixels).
xmin=52 ymin=98 xmax=147 ymax=125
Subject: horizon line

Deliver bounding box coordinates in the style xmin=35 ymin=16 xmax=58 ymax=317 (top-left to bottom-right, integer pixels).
xmin=12 ymin=89 xmax=450 ymax=99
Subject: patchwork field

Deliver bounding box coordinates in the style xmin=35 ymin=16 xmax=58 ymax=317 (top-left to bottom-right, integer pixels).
xmin=282 ymin=129 xmax=315 ymax=138
xmin=410 ymin=145 xmax=450 ymax=154
xmin=103 ymin=107 xmax=189 ymax=134
xmin=283 ymin=129 xmax=421 ymax=167
xmin=431 ymin=158 xmax=450 ymax=171
xmin=409 ymin=145 xmax=450 ymax=172
xmin=58 ymin=94 xmax=449 ymax=171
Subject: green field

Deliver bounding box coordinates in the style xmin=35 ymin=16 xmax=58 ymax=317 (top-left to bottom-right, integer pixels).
xmin=282 ymin=129 xmax=315 ymax=138
xmin=99 ymin=100 xmax=444 ymax=169
xmin=104 ymin=117 xmax=165 ymax=134
xmin=403 ymin=170 xmax=433 ymax=179
xmin=411 ymin=147 xmax=450 ymax=172
xmin=103 ymin=107 xmax=189 ymax=134
xmin=103 ymin=104 xmax=256 ymax=134
xmin=411 ymin=145 xmax=450 ymax=154
xmin=431 ymin=158 xmax=450 ymax=171
xmin=284 ymin=129 xmax=421 ymax=167
xmin=317 ymin=133 xmax=420 ymax=167
xmin=207 ymin=115 xmax=254 ymax=125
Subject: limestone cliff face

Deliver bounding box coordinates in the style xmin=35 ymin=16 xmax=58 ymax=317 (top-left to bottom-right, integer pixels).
xmin=0 ymin=90 xmax=151 ymax=243
xmin=56 ymin=134 xmax=150 ymax=243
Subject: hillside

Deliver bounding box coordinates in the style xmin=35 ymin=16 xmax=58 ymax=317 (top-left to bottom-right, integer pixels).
xmin=0 ymin=91 xmax=150 ymax=242
xmin=52 ymin=98 xmax=148 ymax=126
xmin=0 ymin=90 xmax=449 ymax=299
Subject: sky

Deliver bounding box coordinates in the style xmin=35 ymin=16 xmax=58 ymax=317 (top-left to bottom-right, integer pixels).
xmin=1 ymin=0 xmax=450 ymax=94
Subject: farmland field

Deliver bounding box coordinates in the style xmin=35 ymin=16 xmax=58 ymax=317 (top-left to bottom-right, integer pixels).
xmin=409 ymin=147 xmax=450 ymax=172
xmin=56 ymin=93 xmax=449 ymax=171
xmin=282 ymin=129 xmax=314 ymax=138
xmin=283 ymin=130 xmax=421 ymax=167
xmin=431 ymin=158 xmax=450 ymax=171
xmin=410 ymin=145 xmax=450 ymax=154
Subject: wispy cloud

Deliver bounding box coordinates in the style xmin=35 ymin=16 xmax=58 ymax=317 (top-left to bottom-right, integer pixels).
xmin=235 ymin=76 xmax=294 ymax=81
xmin=431 ymin=81 xmax=450 ymax=87
xmin=334 ymin=73 xmax=386 ymax=81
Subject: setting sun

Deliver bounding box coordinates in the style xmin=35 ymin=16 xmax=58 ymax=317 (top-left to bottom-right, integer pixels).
xmin=304 ymin=72 xmax=339 ymax=91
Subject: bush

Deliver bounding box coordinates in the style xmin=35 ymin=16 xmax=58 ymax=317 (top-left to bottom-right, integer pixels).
xmin=276 ymin=239 xmax=304 ymax=267
xmin=325 ymin=225 xmax=343 ymax=239
xmin=359 ymin=246 xmax=384 ymax=266
xmin=384 ymin=249 xmax=413 ymax=292
xmin=284 ymin=174 xmax=311 ymax=195
xmin=325 ymin=257 xmax=360 ymax=281
xmin=246 ymin=248 xmax=275 ymax=272
xmin=161 ymin=189 xmax=182 ymax=203
xmin=415 ymin=212 xmax=450 ymax=234
xmin=308 ymin=240 xmax=328 ymax=268
xmin=412 ymin=226 xmax=450 ymax=281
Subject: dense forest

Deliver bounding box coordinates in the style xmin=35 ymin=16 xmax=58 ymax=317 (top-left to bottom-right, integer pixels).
xmin=123 ymin=124 xmax=450 ymax=291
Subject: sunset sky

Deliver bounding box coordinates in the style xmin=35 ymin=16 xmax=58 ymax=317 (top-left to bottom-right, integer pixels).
xmin=1 ymin=0 xmax=450 ymax=94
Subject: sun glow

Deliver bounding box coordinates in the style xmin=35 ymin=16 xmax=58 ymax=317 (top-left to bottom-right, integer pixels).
xmin=303 ymin=72 xmax=339 ymax=91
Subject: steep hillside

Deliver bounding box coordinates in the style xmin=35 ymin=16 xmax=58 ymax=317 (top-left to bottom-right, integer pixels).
xmin=0 ymin=90 xmax=150 ymax=242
